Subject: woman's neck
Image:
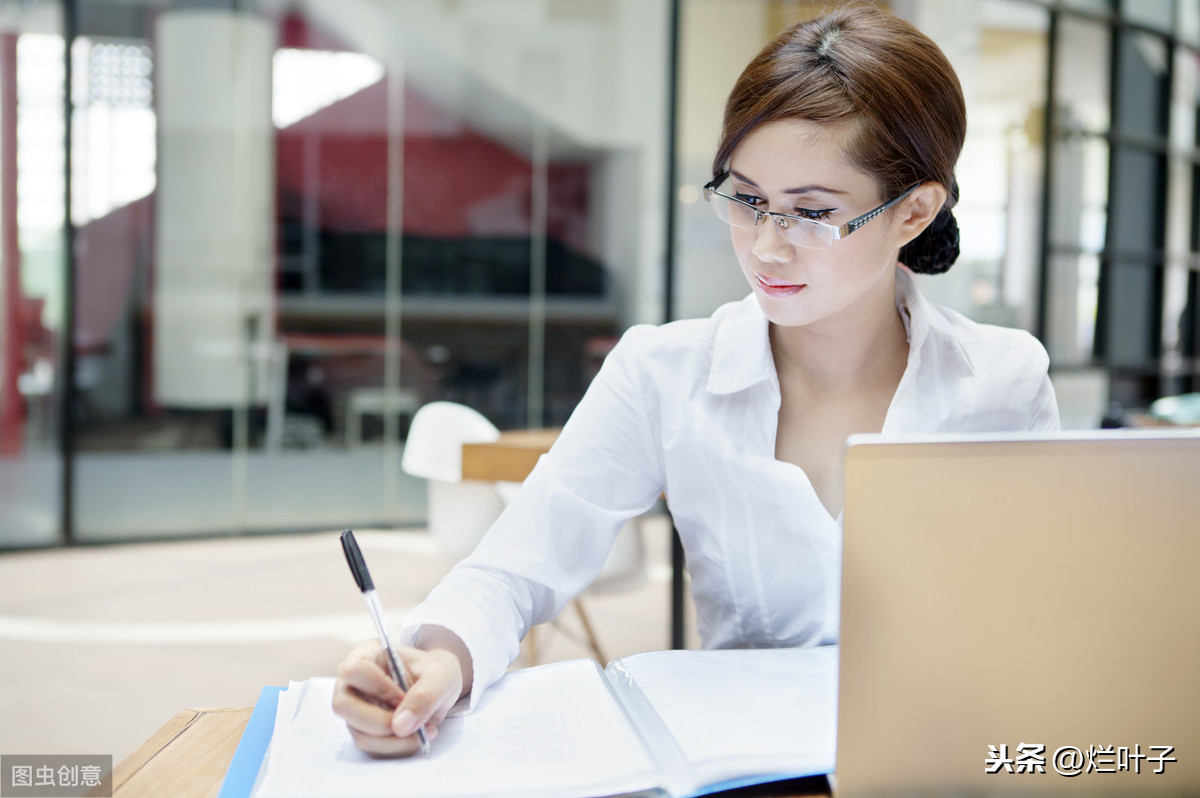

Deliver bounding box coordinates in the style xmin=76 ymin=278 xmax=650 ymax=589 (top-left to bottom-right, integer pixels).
xmin=769 ymin=283 xmax=909 ymax=397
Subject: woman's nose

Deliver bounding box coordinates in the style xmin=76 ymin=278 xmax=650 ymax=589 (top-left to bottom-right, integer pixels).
xmin=751 ymin=215 xmax=794 ymax=263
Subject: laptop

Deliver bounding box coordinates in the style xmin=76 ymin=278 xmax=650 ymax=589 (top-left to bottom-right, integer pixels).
xmin=834 ymin=430 xmax=1200 ymax=796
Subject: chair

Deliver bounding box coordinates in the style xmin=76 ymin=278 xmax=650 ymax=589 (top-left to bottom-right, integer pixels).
xmin=401 ymin=401 xmax=506 ymax=563
xmin=401 ymin=400 xmax=647 ymax=664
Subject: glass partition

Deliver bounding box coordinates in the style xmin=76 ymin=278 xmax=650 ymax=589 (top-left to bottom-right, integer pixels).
xmin=0 ymin=4 xmax=66 ymax=548
xmin=1123 ymin=0 xmax=1174 ymax=34
xmin=1162 ymin=32 xmax=1200 ymax=393
xmin=944 ymin=0 xmax=1050 ymax=332
xmin=15 ymin=0 xmax=1200 ymax=545
xmin=55 ymin=0 xmax=668 ymax=543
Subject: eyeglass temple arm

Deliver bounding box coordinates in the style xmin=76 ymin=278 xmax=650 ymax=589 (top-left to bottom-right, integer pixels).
xmin=838 ymin=184 xmax=921 ymax=238
xmin=703 ymin=172 xmax=728 ymax=191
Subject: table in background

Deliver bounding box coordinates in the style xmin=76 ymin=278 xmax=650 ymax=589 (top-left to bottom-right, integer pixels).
xmin=267 ymin=333 xmax=422 ymax=450
xmin=461 ymin=428 xmax=562 ymax=482
xmin=111 ymin=706 xmax=831 ymax=797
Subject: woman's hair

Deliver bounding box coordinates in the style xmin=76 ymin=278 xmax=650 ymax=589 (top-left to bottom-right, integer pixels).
xmin=713 ymin=6 xmax=966 ymax=274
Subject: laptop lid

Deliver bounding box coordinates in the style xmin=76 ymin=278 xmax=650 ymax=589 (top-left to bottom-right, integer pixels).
xmin=835 ymin=431 xmax=1200 ymax=796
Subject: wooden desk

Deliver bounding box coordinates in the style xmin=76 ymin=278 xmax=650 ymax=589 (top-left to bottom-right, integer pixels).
xmin=113 ymin=705 xmax=829 ymax=797
xmin=113 ymin=707 xmax=251 ymax=797
xmin=461 ymin=428 xmax=562 ymax=482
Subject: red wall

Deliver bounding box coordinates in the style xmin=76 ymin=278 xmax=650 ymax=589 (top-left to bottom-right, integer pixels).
xmin=275 ymin=78 xmax=591 ymax=250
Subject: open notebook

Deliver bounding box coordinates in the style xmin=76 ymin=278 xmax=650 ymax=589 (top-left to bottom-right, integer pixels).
xmin=232 ymin=646 xmax=836 ymax=798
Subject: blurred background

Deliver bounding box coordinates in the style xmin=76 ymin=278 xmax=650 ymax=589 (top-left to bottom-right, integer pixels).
xmin=1 ymin=0 xmax=1199 ymax=546
xmin=1 ymin=0 xmax=1199 ymax=766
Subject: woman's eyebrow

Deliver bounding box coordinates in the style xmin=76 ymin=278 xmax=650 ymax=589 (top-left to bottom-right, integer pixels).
xmin=729 ymin=169 xmax=848 ymax=197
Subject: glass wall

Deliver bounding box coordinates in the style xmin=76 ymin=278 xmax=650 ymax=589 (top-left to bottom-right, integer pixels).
xmin=0 ymin=0 xmax=669 ymax=546
xmin=926 ymin=0 xmax=1050 ymax=333
xmin=6 ymin=0 xmax=1200 ymax=547
xmin=1164 ymin=3 xmax=1200 ymax=397
xmin=1046 ymin=0 xmax=1200 ymax=409
xmin=1046 ymin=13 xmax=1109 ymax=366
xmin=0 ymin=3 xmax=66 ymax=547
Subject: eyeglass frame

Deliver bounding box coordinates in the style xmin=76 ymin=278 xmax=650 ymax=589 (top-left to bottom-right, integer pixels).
xmin=702 ymin=172 xmax=921 ymax=245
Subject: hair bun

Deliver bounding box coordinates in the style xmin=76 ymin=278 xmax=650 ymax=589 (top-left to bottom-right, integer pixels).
xmin=901 ymin=208 xmax=959 ymax=275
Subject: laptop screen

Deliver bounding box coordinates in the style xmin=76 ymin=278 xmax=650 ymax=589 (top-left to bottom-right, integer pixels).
xmin=835 ymin=431 xmax=1200 ymax=796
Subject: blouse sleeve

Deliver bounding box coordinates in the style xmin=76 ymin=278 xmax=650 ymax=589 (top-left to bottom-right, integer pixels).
xmin=978 ymin=328 xmax=1062 ymax=433
xmin=1028 ymin=369 xmax=1061 ymax=432
xmin=398 ymin=326 xmax=667 ymax=708
xmin=1013 ymin=331 xmax=1061 ymax=432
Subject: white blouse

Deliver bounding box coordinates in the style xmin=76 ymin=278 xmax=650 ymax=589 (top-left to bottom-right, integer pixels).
xmin=400 ymin=270 xmax=1061 ymax=707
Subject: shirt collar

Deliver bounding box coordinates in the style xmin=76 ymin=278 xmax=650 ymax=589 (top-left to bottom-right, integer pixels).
xmin=705 ymin=269 xmax=974 ymax=397
xmin=706 ymin=294 xmax=775 ymax=395
xmin=895 ymin=268 xmax=975 ymax=375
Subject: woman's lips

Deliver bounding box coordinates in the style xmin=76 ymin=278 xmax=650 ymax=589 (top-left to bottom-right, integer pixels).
xmin=755 ymin=273 xmax=805 ymax=297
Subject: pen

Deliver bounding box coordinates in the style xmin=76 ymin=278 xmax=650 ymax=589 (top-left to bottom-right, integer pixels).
xmin=339 ymin=528 xmax=431 ymax=755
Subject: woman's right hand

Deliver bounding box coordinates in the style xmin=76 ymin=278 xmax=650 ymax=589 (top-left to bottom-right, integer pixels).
xmin=332 ymin=635 xmax=468 ymax=757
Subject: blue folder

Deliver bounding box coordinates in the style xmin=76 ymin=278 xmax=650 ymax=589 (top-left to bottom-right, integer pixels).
xmin=216 ymin=685 xmax=283 ymax=798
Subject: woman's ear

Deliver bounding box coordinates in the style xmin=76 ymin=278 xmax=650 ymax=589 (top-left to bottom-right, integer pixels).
xmin=896 ymin=182 xmax=948 ymax=245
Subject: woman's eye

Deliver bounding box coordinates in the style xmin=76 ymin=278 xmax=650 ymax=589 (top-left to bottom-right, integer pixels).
xmin=794 ymin=207 xmax=834 ymax=221
xmin=734 ymin=193 xmax=765 ymax=207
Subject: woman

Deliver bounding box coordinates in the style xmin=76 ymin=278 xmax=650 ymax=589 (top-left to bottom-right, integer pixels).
xmin=333 ymin=5 xmax=1060 ymax=756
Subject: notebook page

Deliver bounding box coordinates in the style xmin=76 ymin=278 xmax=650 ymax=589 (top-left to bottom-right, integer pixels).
xmin=610 ymin=646 xmax=838 ymax=790
xmin=254 ymin=659 xmax=660 ymax=798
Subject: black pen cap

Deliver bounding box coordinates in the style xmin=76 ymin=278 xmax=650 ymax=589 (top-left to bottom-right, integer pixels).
xmin=340 ymin=529 xmax=375 ymax=593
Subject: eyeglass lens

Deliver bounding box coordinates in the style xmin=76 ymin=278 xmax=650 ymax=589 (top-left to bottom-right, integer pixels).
xmin=707 ymin=190 xmax=832 ymax=249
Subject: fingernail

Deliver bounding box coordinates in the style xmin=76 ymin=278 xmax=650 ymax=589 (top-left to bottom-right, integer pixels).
xmin=392 ymin=709 xmax=416 ymax=737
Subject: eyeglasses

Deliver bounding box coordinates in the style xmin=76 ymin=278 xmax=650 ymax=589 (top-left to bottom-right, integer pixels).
xmin=702 ymin=172 xmax=919 ymax=250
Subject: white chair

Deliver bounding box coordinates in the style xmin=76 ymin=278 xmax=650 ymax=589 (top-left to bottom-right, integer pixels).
xmin=401 ymin=401 xmax=505 ymax=562
xmin=401 ymin=400 xmax=647 ymax=663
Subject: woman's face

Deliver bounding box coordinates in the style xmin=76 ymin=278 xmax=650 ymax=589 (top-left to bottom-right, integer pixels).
xmin=726 ymin=119 xmax=913 ymax=331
